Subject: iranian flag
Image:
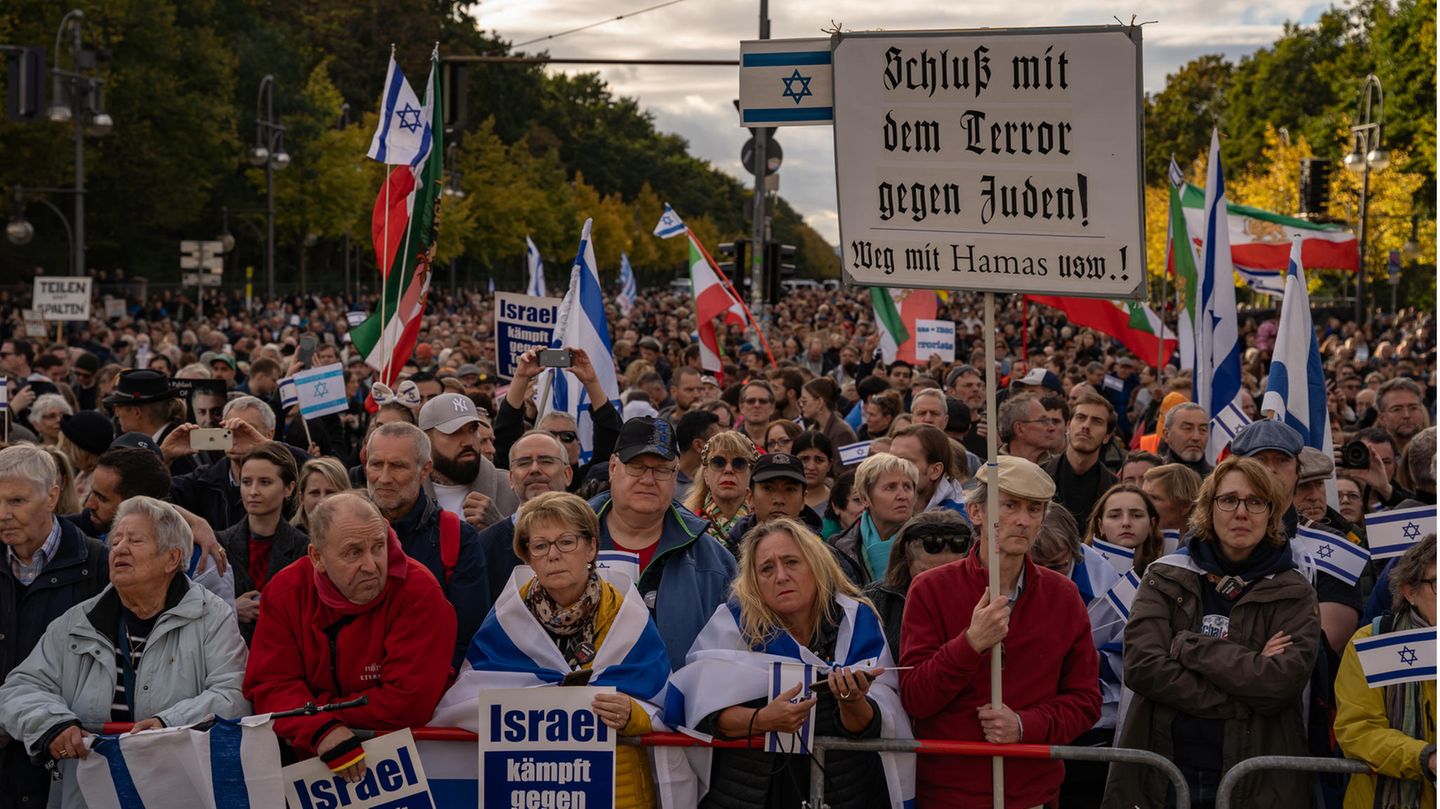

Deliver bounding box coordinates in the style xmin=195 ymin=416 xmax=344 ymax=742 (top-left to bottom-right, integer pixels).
xmin=1175 ymin=182 xmax=1357 ymax=296
xmin=351 ymin=51 xmax=443 ymax=386
xmin=871 ymin=288 xmax=938 ymax=364
xmin=1027 ymin=295 xmax=1178 ymax=368
xmin=682 ymin=229 xmax=776 ymax=381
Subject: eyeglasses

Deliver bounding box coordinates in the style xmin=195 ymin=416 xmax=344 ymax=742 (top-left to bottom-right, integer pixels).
xmin=920 ymin=536 xmax=969 ymax=555
xmin=548 ymin=430 xmax=579 ymax=444
xmin=765 ymin=439 xmax=792 ymax=451
xmin=623 ymin=461 xmax=677 ymax=481
xmin=708 ymin=456 xmax=752 ymax=472
xmin=511 ymin=455 xmax=565 ymax=470
xmin=528 ymin=534 xmax=588 ymax=557
xmin=1214 ymin=494 xmax=1271 ymax=514
xmin=743 ymin=397 xmax=773 ymax=406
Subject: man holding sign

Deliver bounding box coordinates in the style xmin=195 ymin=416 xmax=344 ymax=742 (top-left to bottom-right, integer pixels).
xmin=244 ymin=492 xmax=456 ymax=779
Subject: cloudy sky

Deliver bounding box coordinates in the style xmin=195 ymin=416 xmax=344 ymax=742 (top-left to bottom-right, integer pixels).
xmin=474 ymin=0 xmax=1323 ymax=244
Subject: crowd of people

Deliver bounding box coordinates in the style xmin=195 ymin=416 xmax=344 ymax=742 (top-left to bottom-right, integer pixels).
xmin=0 ymin=280 xmax=1434 ymax=809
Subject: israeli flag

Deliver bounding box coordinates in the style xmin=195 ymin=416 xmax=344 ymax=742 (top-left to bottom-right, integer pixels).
xmin=596 ymin=549 xmax=641 ymax=588
xmin=539 ymin=219 xmax=621 ymax=464
xmin=738 ymin=38 xmax=834 ymax=126
xmin=1090 ymin=539 xmax=1136 ymax=575
xmin=76 ymin=716 xmax=283 ymax=809
xmin=525 ymin=235 xmax=546 ymax=297
xmin=1297 ymin=525 xmax=1369 ymax=587
xmin=366 ymin=53 xmax=432 ymax=167
xmin=1355 ymin=626 xmax=1437 ymax=687
xmin=1103 ymin=569 xmax=1143 ymax=622
xmin=617 ymin=252 xmax=637 ymax=315
xmin=277 ymin=377 xmax=298 ymax=410
xmin=1236 ymin=266 xmax=1286 ymax=297
xmin=838 ymin=440 xmax=872 ymax=466
xmin=1161 ymin=529 xmax=1182 ymax=554
xmin=1262 ymin=237 xmax=1332 ymax=450
xmin=293 ymin=362 xmax=348 ymax=419
xmin=665 ymin=596 xmax=914 ymax=809
xmin=1366 ymin=505 xmax=1437 ymax=559
xmin=1195 ymin=129 xmax=1244 ymax=465
xmin=1210 ymin=401 xmax=1252 ymax=445
xmin=652 ymin=203 xmax=686 ymax=240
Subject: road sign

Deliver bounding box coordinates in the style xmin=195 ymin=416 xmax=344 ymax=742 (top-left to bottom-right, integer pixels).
xmin=180 ymin=240 xmax=225 ymax=271
xmin=832 ymin=26 xmax=1146 ymax=298
xmin=742 ymin=136 xmax=782 ymax=175
xmin=182 ymin=273 xmax=222 ymax=287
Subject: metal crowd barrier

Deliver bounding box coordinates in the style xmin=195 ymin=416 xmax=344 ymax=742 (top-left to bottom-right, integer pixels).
xmin=1214 ymin=755 xmax=1372 ymax=809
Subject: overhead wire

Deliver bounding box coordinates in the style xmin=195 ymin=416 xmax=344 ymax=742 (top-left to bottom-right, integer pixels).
xmin=512 ymin=0 xmax=697 ymax=48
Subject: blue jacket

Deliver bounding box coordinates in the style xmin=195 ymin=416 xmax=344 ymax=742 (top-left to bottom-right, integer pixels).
xmin=390 ymin=493 xmax=494 ymax=670
xmin=590 ymin=494 xmax=737 ymax=670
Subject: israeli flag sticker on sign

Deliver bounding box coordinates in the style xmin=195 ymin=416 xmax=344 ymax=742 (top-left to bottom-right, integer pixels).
xmin=739 ymin=38 xmax=833 ymax=126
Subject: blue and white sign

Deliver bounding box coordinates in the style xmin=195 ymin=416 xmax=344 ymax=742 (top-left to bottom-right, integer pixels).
xmin=293 ymin=362 xmax=348 ymax=420
xmin=494 ymin=292 xmax=561 ymax=380
xmin=913 ymin=319 xmax=955 ymax=363
xmin=282 ymin=728 xmax=434 ymax=809
xmin=479 ymin=687 xmax=616 ymax=809
xmin=1355 ymin=626 xmax=1437 ymax=687
xmin=739 ymin=38 xmax=834 ymax=126
xmin=1366 ymin=505 xmax=1436 ymax=559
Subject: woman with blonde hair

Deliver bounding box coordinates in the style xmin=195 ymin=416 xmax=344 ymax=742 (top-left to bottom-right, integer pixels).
xmin=1141 ymin=463 xmax=1203 ymax=550
xmin=1104 ymin=456 xmax=1320 ymax=809
xmin=829 ymin=453 xmax=919 ymax=586
xmin=291 ymin=456 xmax=351 ymax=531
xmin=667 ymin=517 xmax=914 ymax=808
xmin=40 ymin=446 xmax=82 ymax=516
xmin=682 ymin=430 xmax=757 ymax=543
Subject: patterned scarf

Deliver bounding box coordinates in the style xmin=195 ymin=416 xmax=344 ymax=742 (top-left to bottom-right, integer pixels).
xmin=525 ymin=572 xmax=602 ymax=669
xmin=1376 ymin=608 xmax=1428 ymax=809
xmin=701 ymin=493 xmax=748 ymax=540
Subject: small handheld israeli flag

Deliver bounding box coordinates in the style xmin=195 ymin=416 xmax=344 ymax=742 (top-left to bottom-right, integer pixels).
xmin=1091 ymin=539 xmax=1136 ymax=575
xmin=652 ymin=203 xmax=686 ymax=240
xmin=278 ymin=377 xmax=299 ymax=410
xmin=293 ymin=363 xmax=347 ymax=419
xmin=1355 ymin=626 xmax=1437 ymax=687
xmin=1210 ymin=401 xmax=1252 ymax=445
xmin=1296 ymin=525 xmax=1369 ymax=586
xmin=0 ymin=379 xmax=7 ymax=412
xmin=838 ymin=440 xmax=872 ymax=466
xmin=1366 ymin=505 xmax=1437 ymax=559
xmin=1103 ymin=570 xmax=1143 ymax=621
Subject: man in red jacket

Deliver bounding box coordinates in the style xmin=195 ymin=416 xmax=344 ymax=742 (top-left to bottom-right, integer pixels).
xmin=242 ymin=492 xmax=456 ymax=782
xmin=900 ymin=456 xmax=1100 ymax=808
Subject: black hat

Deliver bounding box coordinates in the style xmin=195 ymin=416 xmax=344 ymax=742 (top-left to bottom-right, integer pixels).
xmin=111 ymin=431 xmax=162 ymax=457
xmin=751 ymin=452 xmax=806 ymax=486
xmin=945 ymin=397 xmax=972 ymax=435
xmin=103 ymin=369 xmax=176 ymax=406
xmin=615 ymin=416 xmax=677 ymax=463
xmin=73 ymin=352 xmax=100 ymax=374
xmin=60 ymin=411 xmax=115 ymax=456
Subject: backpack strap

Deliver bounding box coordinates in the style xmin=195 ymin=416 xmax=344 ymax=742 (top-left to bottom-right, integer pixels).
xmin=439 ymin=509 xmax=461 ymax=586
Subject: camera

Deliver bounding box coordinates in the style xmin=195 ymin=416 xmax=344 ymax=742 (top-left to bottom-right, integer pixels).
xmin=1339 ymin=440 xmax=1371 ymax=470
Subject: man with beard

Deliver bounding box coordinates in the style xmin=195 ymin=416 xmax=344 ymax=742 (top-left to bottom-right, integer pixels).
xmin=1376 ymin=378 xmax=1429 ymax=455
xmin=419 ymin=393 xmax=517 ymax=532
xmin=1159 ymin=402 xmax=1212 ymax=475
xmin=473 ymin=430 xmax=574 ymax=599
xmin=364 ymin=421 xmax=494 ymax=669
xmin=1042 ymin=391 xmax=1119 ymax=524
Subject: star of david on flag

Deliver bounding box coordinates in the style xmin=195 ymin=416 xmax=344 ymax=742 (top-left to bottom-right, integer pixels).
xmin=293 ymin=362 xmax=348 ymax=420
xmin=367 ymin=52 xmax=433 ymax=167
xmin=1365 ymin=505 xmax=1436 ymax=559
xmin=781 ymin=69 xmax=813 ymax=104
xmin=1355 ymin=626 xmax=1437 ymax=687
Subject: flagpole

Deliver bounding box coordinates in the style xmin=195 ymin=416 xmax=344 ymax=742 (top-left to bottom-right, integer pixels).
xmin=687 ymin=228 xmax=779 ymax=367
xmin=983 ymin=290 xmax=1004 ymax=809
xmin=379 ymin=164 xmax=393 ymax=384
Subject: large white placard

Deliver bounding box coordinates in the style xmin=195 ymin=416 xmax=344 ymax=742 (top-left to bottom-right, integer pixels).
xmin=913 ymin=319 xmax=956 ymax=363
xmin=282 ymin=728 xmax=435 ymax=809
xmin=479 ymin=686 xmax=616 ymax=809
xmin=833 ymin=26 xmax=1145 ymax=297
xmin=31 ymin=277 xmax=92 ymax=321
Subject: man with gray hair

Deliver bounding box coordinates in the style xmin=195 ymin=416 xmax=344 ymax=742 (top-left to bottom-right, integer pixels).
xmin=168 ymin=395 xmax=312 ymax=533
xmin=0 ymin=445 xmax=108 ymax=806
xmin=998 ymin=393 xmax=1057 ymax=466
xmin=364 ymin=421 xmax=490 ymax=668
xmin=1160 ymin=401 xmax=1213 ymax=475
xmin=473 ymin=430 xmax=574 ymax=599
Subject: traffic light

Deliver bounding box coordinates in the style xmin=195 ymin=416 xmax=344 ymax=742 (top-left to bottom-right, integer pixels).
xmin=716 ymin=240 xmax=749 ymax=294
xmin=1299 ymin=158 xmax=1331 ymax=218
xmin=762 ymin=242 xmax=797 ymax=304
xmin=5 ymin=46 xmax=47 ymax=123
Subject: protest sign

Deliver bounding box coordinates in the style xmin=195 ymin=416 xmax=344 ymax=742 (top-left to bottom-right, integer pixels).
xmin=103 ymin=296 xmax=127 ymax=320
xmin=832 ymin=26 xmax=1145 ymax=298
xmin=283 ymin=728 xmax=434 ymax=809
xmin=913 ymin=319 xmax=956 ymax=363
xmin=32 ymin=277 xmax=92 ymax=320
xmin=479 ymin=687 xmax=616 ymax=809
xmin=22 ymin=309 xmax=46 ymax=337
xmin=494 ymin=293 xmax=561 ymax=379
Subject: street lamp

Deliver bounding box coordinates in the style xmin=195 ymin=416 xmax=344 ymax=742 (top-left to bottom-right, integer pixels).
xmin=251 ymin=75 xmax=289 ymax=300
xmin=7 ymin=186 xmax=76 ymax=268
xmin=1344 ymin=74 xmax=1387 ymax=328
xmin=48 ymin=8 xmax=111 ymax=276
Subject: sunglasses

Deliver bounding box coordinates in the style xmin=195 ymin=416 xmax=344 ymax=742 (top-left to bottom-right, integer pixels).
xmin=920 ymin=536 xmax=969 ymax=555
xmin=548 ymin=430 xmax=579 ymax=444
xmin=707 ymin=456 xmax=752 ymax=472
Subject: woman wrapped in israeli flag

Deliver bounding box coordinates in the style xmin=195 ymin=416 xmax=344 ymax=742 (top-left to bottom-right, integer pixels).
xmin=431 ymin=491 xmax=685 ymax=809
xmin=664 ymin=517 xmax=915 ymax=809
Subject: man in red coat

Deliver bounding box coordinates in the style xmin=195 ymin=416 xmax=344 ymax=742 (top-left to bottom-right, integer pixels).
xmin=900 ymin=455 xmax=1100 ymax=808
xmin=243 ymin=492 xmax=456 ymax=782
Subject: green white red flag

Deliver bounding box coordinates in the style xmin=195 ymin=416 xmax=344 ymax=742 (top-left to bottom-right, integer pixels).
xmin=1026 ymin=295 xmax=1178 ymax=368
xmin=870 ymin=288 xmax=938 ymax=364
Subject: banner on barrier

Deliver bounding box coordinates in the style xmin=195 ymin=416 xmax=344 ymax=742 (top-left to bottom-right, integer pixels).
xmin=479 ymin=687 xmax=616 ymax=809
xmin=282 ymin=728 xmax=434 ymax=809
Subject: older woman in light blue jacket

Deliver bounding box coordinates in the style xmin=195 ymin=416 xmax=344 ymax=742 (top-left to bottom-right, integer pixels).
xmin=0 ymin=496 xmax=248 ymax=809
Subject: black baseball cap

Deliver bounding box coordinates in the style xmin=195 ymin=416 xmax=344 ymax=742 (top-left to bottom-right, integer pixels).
xmin=751 ymin=452 xmax=806 ymax=486
xmin=112 ymin=431 xmax=162 ymax=457
xmin=615 ymin=416 xmax=678 ymax=463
